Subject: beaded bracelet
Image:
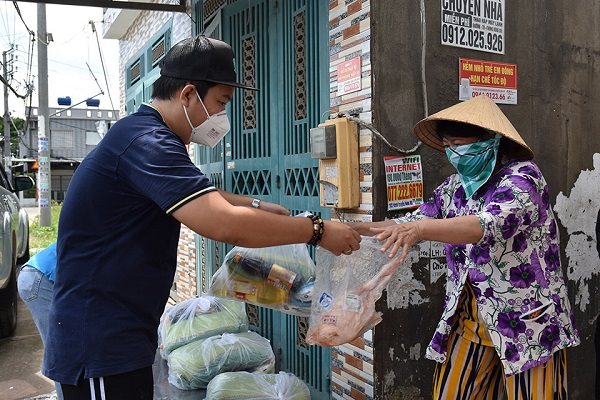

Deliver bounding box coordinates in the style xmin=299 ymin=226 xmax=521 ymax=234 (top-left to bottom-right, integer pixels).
xmin=306 ymin=214 xmax=324 ymax=246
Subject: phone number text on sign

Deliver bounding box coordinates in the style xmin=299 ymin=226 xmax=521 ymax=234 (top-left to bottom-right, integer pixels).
xmin=472 ymin=90 xmax=505 ymax=100
xmin=441 ymin=0 xmax=505 ymax=54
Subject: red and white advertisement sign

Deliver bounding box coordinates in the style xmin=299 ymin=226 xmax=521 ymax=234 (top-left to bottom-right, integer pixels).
xmin=336 ymin=57 xmax=362 ymax=96
xmin=458 ymin=58 xmax=517 ymax=104
xmin=385 ymin=155 xmax=423 ymax=211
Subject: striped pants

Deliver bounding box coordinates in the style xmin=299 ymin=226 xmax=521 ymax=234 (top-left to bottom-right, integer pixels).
xmin=432 ymin=331 xmax=568 ymax=400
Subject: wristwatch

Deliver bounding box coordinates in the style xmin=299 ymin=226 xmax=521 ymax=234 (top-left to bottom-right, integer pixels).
xmin=251 ymin=198 xmax=261 ymax=209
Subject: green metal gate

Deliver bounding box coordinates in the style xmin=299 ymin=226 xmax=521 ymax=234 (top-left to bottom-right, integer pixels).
xmin=195 ymin=0 xmax=331 ymax=397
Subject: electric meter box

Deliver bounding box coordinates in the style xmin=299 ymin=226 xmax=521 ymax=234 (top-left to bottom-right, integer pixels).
xmin=311 ymin=117 xmax=359 ymax=209
xmin=310 ymin=125 xmax=337 ymax=159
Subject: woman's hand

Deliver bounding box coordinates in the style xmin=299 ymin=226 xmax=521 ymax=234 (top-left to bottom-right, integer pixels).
xmin=371 ymin=221 xmax=423 ymax=263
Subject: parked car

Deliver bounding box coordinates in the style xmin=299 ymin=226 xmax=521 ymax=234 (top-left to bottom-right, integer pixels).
xmin=0 ymin=165 xmax=34 ymax=338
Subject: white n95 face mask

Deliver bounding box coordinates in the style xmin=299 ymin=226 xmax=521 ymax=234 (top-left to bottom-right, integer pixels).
xmin=183 ymin=91 xmax=230 ymax=147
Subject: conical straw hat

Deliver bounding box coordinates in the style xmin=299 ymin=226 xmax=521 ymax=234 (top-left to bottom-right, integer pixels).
xmin=413 ymin=95 xmax=534 ymax=160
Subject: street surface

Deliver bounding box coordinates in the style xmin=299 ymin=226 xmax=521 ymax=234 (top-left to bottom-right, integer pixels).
xmin=0 ymin=298 xmax=56 ymax=400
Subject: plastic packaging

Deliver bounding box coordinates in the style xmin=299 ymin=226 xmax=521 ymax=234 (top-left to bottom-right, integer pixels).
xmin=205 ymin=371 xmax=311 ymax=400
xmin=306 ymin=237 xmax=412 ymax=346
xmin=208 ymin=243 xmax=316 ymax=316
xmin=158 ymin=296 xmax=248 ymax=358
xmin=167 ymin=331 xmax=275 ymax=390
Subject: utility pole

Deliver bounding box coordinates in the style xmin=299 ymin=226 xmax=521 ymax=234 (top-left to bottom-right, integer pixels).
xmin=2 ymin=51 xmax=10 ymax=181
xmin=37 ymin=3 xmax=51 ymax=226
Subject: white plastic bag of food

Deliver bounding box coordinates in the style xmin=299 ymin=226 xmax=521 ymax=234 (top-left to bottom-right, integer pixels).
xmin=205 ymin=371 xmax=311 ymax=400
xmin=306 ymin=237 xmax=412 ymax=346
xmin=208 ymin=243 xmax=316 ymax=316
xmin=167 ymin=331 xmax=275 ymax=390
xmin=157 ymin=295 xmax=248 ymax=359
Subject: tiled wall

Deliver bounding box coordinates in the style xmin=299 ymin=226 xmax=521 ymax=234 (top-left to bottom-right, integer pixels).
xmin=117 ymin=6 xmax=199 ymax=302
xmin=329 ymin=0 xmax=374 ymax=399
xmin=329 ymin=0 xmax=373 ymax=225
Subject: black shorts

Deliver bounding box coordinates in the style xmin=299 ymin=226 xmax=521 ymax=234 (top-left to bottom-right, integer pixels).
xmin=60 ymin=366 xmax=153 ymax=400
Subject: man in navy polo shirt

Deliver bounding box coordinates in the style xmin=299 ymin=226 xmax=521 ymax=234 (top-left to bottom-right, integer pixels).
xmin=43 ymin=35 xmax=361 ymax=399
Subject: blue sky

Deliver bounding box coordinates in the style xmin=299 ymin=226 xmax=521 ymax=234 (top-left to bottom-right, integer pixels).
xmin=0 ymin=2 xmax=120 ymax=118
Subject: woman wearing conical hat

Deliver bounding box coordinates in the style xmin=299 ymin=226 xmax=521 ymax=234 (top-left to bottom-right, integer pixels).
xmin=348 ymin=95 xmax=579 ymax=399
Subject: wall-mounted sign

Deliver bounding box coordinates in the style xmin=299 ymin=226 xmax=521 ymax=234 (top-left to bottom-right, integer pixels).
xmin=459 ymin=58 xmax=517 ymax=104
xmin=385 ymin=155 xmax=423 ymax=211
xmin=441 ymin=0 xmax=505 ymax=54
xmin=336 ymin=56 xmax=362 ymax=96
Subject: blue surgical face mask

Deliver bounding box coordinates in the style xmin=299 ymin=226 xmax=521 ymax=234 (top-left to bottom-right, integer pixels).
xmin=445 ymin=134 xmax=501 ymax=198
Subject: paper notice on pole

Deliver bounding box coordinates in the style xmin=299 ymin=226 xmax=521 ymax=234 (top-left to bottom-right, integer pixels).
xmin=430 ymin=259 xmax=447 ymax=284
xmin=336 ymin=57 xmax=362 ymax=96
xmin=441 ymin=0 xmax=505 ymax=54
xmin=459 ymin=58 xmax=517 ymax=104
xmin=38 ymin=116 xmax=46 ymax=138
xmin=385 ymin=155 xmax=423 ymax=211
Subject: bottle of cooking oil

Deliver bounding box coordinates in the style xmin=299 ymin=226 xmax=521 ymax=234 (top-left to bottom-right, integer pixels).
xmin=225 ymin=253 xmax=297 ymax=307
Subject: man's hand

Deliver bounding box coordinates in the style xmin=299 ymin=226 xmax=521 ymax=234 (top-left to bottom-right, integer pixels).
xmin=319 ymin=220 xmax=361 ymax=256
xmin=257 ymin=201 xmax=290 ymax=216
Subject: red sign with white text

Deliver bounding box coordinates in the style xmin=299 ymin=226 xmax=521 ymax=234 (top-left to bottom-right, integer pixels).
xmin=458 ymin=58 xmax=517 ymax=104
xmin=337 ymin=57 xmax=362 ymax=96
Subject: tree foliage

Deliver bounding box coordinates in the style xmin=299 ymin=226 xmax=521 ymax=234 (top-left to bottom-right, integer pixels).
xmin=0 ymin=116 xmax=25 ymax=156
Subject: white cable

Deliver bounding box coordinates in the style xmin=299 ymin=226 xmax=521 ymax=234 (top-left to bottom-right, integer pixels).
xmin=420 ymin=0 xmax=429 ymax=117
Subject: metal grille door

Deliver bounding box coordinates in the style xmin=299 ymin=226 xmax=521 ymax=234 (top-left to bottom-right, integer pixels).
xmin=222 ymin=0 xmax=331 ymax=397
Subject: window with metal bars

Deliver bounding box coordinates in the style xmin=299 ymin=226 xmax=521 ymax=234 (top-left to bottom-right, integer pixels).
xmin=151 ymin=37 xmax=166 ymax=69
xmin=129 ymin=58 xmax=142 ymax=86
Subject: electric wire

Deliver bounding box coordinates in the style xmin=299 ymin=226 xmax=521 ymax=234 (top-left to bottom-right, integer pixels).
xmin=13 ymin=47 xmax=101 ymax=72
xmin=345 ymin=115 xmax=422 ymax=154
xmin=8 ymin=111 xmax=34 ymax=153
xmin=50 ymin=119 xmax=97 ymax=132
xmin=86 ymin=62 xmax=105 ymax=97
xmin=12 ymin=2 xmax=34 ymax=36
xmin=0 ymin=2 xmax=14 ymax=48
xmin=89 ymin=21 xmax=116 ymax=115
xmin=0 ymin=72 xmax=27 ymax=98
xmin=326 ymin=2 xmax=430 ymax=155
xmin=420 ymin=0 xmax=429 ymax=118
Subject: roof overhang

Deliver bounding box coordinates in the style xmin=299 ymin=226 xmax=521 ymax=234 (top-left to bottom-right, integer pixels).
xmin=15 ymin=0 xmax=186 ymax=12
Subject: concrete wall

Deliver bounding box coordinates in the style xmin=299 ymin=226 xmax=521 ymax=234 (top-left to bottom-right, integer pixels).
xmin=371 ymin=1 xmax=600 ymax=398
xmin=329 ymin=2 xmax=376 ymax=398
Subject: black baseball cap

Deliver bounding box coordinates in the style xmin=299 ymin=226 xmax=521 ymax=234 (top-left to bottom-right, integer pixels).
xmin=159 ymin=35 xmax=258 ymax=91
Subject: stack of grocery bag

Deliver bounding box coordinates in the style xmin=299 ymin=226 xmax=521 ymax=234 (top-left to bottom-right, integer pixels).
xmin=161 ymin=237 xmax=409 ymax=398
xmin=157 ymin=293 xmax=310 ymax=399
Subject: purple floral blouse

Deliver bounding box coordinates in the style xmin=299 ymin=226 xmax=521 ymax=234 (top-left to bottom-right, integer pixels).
xmin=395 ymin=160 xmax=580 ymax=375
